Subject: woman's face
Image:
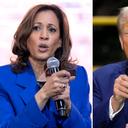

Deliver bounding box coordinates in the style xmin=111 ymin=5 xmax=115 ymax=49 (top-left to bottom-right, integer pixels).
xmin=27 ymin=10 xmax=61 ymax=62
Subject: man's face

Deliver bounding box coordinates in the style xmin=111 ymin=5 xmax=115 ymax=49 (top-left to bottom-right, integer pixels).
xmin=120 ymin=23 xmax=128 ymax=57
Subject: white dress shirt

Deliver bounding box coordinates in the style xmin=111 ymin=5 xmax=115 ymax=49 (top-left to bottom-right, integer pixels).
xmin=109 ymin=96 xmax=124 ymax=120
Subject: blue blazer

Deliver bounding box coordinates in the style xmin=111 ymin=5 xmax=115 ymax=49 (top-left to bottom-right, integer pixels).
xmin=0 ymin=64 xmax=91 ymax=128
xmin=93 ymin=60 xmax=128 ymax=128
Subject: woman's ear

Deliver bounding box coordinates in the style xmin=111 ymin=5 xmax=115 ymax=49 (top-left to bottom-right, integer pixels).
xmin=119 ymin=35 xmax=124 ymax=50
xmin=58 ymin=39 xmax=62 ymax=48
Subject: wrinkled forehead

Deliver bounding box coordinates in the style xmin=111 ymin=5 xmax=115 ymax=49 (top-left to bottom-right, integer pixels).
xmin=119 ymin=13 xmax=128 ymax=30
xmin=121 ymin=21 xmax=128 ymax=33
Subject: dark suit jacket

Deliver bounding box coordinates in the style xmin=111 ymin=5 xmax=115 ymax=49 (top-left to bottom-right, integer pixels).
xmin=93 ymin=60 xmax=128 ymax=128
xmin=0 ymin=63 xmax=91 ymax=128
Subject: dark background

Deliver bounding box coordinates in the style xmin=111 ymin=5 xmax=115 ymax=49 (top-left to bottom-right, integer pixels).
xmin=93 ymin=0 xmax=128 ymax=66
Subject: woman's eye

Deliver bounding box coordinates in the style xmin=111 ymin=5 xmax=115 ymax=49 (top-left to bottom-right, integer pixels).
xmin=32 ymin=26 xmax=41 ymax=31
xmin=49 ymin=27 xmax=56 ymax=33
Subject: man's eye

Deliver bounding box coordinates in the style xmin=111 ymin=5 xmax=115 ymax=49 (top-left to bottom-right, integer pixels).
xmin=49 ymin=28 xmax=56 ymax=32
xmin=32 ymin=26 xmax=41 ymax=31
xmin=124 ymin=32 xmax=128 ymax=34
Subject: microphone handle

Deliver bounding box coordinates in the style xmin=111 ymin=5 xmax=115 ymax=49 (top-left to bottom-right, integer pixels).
xmin=47 ymin=67 xmax=67 ymax=117
xmin=56 ymin=99 xmax=66 ymax=117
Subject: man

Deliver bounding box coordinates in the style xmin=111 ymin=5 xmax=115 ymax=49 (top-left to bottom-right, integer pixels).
xmin=94 ymin=7 xmax=128 ymax=128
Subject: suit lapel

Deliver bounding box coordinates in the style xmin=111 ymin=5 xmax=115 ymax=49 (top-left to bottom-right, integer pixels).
xmin=118 ymin=60 xmax=128 ymax=75
xmin=15 ymin=64 xmax=58 ymax=115
xmin=16 ymin=65 xmax=38 ymax=105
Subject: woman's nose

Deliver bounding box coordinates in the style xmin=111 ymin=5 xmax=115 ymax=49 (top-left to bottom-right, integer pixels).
xmin=40 ymin=30 xmax=49 ymax=40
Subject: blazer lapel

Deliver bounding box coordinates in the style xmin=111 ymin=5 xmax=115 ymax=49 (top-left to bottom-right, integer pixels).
xmin=15 ymin=64 xmax=59 ymax=115
xmin=16 ymin=66 xmax=38 ymax=105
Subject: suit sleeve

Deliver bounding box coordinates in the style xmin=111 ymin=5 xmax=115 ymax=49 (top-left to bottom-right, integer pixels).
xmin=0 ymin=89 xmax=48 ymax=128
xmin=93 ymin=73 xmax=109 ymax=127
xmin=61 ymin=66 xmax=91 ymax=128
xmin=93 ymin=70 xmax=128 ymax=128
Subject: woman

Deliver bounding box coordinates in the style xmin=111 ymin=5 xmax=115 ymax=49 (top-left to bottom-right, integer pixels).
xmin=0 ymin=4 xmax=91 ymax=128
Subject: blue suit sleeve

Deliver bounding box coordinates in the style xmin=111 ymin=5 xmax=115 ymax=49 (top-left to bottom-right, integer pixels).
xmin=93 ymin=71 xmax=112 ymax=128
xmin=62 ymin=103 xmax=91 ymax=128
xmin=93 ymin=61 xmax=128 ymax=128
xmin=61 ymin=66 xmax=91 ymax=128
xmin=0 ymin=90 xmax=48 ymax=128
xmin=93 ymin=70 xmax=128 ymax=128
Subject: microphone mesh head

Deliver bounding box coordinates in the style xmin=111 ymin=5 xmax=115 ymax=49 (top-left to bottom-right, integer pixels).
xmin=47 ymin=57 xmax=60 ymax=69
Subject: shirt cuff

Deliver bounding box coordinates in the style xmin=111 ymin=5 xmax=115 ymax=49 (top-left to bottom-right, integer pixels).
xmin=109 ymin=96 xmax=124 ymax=120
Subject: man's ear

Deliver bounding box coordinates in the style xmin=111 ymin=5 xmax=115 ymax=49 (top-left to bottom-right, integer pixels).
xmin=119 ymin=35 xmax=124 ymax=50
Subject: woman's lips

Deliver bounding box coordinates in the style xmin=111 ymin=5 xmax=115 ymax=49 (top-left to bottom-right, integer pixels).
xmin=38 ymin=44 xmax=49 ymax=52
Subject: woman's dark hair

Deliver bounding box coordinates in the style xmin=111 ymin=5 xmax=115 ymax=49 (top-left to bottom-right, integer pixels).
xmin=11 ymin=4 xmax=76 ymax=74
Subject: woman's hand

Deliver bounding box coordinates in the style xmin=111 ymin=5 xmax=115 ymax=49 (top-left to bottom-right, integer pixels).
xmin=43 ymin=70 xmax=71 ymax=98
xmin=52 ymin=84 xmax=72 ymax=115
xmin=35 ymin=70 xmax=74 ymax=110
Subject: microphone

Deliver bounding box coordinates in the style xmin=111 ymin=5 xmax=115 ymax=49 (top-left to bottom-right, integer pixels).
xmin=47 ymin=57 xmax=66 ymax=117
